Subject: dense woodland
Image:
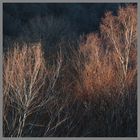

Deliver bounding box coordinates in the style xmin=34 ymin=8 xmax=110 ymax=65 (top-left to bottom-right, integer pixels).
xmin=3 ymin=3 xmax=128 ymax=52
xmin=3 ymin=3 xmax=137 ymax=137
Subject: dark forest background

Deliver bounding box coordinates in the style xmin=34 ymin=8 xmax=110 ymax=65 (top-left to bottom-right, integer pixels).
xmin=3 ymin=3 xmax=129 ymax=53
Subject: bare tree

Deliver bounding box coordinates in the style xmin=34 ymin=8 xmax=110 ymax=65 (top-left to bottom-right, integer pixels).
xmin=3 ymin=43 xmax=63 ymax=137
xmin=100 ymin=5 xmax=137 ymax=83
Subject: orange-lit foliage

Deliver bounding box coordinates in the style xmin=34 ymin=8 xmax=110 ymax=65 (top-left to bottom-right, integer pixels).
xmin=77 ymin=5 xmax=137 ymax=99
xmin=100 ymin=5 xmax=137 ymax=84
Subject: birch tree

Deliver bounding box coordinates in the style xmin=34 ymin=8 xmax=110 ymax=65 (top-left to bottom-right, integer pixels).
xmin=100 ymin=5 xmax=137 ymax=82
